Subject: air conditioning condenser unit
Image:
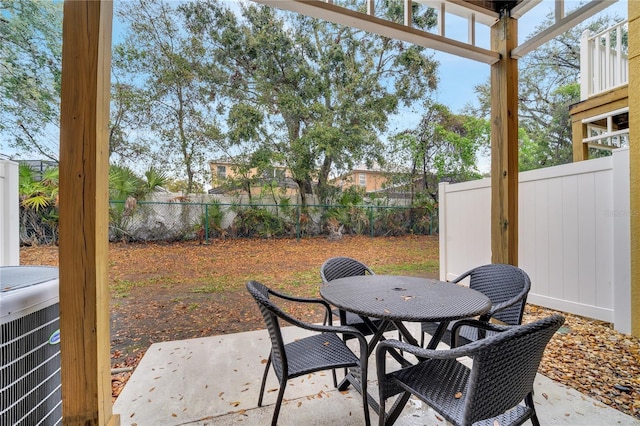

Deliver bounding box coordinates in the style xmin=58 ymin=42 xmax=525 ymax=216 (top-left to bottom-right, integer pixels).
xmin=1 ymin=266 xmax=61 ymax=426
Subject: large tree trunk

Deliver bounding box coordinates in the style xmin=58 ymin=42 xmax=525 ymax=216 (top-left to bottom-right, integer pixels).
xmin=295 ymin=178 xmax=314 ymax=206
xmin=317 ymin=155 xmax=333 ymax=204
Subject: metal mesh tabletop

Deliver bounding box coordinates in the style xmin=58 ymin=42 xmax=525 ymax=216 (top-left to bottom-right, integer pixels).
xmin=320 ymin=275 xmax=491 ymax=323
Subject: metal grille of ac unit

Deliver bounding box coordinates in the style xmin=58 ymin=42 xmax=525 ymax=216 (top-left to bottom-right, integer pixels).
xmin=1 ymin=303 xmax=61 ymax=426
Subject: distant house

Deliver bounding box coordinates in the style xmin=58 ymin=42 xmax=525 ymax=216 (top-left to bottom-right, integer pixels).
xmin=209 ymin=159 xmax=239 ymax=189
xmin=208 ymin=159 xmax=298 ymax=196
xmin=332 ymin=165 xmax=388 ymax=194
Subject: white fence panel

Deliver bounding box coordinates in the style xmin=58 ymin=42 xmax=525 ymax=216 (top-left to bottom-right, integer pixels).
xmin=518 ymin=159 xmax=614 ymax=322
xmin=612 ymin=148 xmax=631 ymax=334
xmin=440 ymin=149 xmax=630 ymax=332
xmin=438 ymin=179 xmax=491 ymax=282
xmin=0 ymin=160 xmax=19 ymax=266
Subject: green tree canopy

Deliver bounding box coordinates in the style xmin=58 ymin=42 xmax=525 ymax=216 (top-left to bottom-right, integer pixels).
xmin=113 ymin=0 xmax=227 ymax=193
xmin=0 ymin=0 xmax=63 ymax=161
xmin=181 ymin=1 xmax=439 ymax=204
xmin=387 ymin=101 xmax=488 ymax=204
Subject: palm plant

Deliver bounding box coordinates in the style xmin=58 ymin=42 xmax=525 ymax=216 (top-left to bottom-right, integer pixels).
xmin=18 ymin=164 xmax=60 ymax=244
xmin=108 ymin=165 xmax=168 ymax=241
xmin=324 ymin=186 xmax=369 ymax=236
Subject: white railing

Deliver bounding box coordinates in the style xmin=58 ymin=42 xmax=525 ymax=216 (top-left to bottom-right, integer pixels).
xmin=580 ymin=20 xmax=628 ymax=100
xmin=439 ymin=148 xmax=632 ymax=334
xmin=582 ymin=106 xmax=629 ymax=150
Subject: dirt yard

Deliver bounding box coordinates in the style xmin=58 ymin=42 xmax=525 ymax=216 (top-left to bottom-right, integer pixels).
xmin=19 ymin=235 xmax=640 ymax=419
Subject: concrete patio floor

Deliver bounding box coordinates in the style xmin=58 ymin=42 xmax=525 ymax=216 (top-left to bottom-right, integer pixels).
xmin=113 ymin=324 xmax=640 ymax=426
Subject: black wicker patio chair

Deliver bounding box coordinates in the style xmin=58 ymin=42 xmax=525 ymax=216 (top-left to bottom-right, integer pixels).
xmin=377 ymin=314 xmax=565 ymax=426
xmin=421 ymin=263 xmax=531 ymax=348
xmin=246 ymin=280 xmax=371 ymax=426
xmin=320 ymin=256 xmax=396 ymax=337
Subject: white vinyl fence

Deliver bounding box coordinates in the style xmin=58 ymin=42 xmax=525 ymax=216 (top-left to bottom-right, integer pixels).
xmin=0 ymin=160 xmax=19 ymax=266
xmin=439 ymin=148 xmax=631 ymax=333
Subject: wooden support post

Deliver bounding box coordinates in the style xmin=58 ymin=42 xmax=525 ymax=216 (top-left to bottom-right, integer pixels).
xmin=628 ymin=0 xmax=640 ymax=337
xmin=59 ymin=1 xmax=119 ymax=424
xmin=572 ymin=119 xmax=589 ymax=161
xmin=490 ymin=15 xmax=519 ymax=266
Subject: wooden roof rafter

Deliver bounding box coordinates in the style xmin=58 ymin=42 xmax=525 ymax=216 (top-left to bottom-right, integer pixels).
xmin=255 ymin=0 xmax=501 ymax=64
xmin=256 ymin=0 xmax=618 ymax=64
xmin=512 ymin=0 xmax=618 ymax=58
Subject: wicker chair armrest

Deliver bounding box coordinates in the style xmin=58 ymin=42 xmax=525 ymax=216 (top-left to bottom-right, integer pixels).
xmin=450 ymin=268 xmax=473 ymax=284
xmin=375 ymin=337 xmax=485 ymax=397
xmin=297 ymin=321 xmax=364 ymax=338
xmin=376 ymin=337 xmax=489 ymax=378
xmin=483 ymin=288 xmax=529 ymax=320
xmin=267 ymin=286 xmax=331 ymax=308
xmin=267 ymin=286 xmax=334 ymax=325
xmin=271 ymin=303 xmax=366 ymax=342
xmin=283 ymin=313 xmax=370 ymax=362
xmin=450 ymin=319 xmax=511 ymax=347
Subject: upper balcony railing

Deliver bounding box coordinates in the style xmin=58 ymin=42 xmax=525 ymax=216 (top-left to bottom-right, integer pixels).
xmin=580 ymin=20 xmax=628 ymax=100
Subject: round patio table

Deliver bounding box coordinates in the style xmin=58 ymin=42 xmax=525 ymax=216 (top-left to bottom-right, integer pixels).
xmin=320 ymin=275 xmax=491 ymax=409
xmin=320 ymin=275 xmax=491 ymax=350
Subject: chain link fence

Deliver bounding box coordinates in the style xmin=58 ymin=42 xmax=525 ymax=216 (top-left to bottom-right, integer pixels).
xmin=19 ymin=207 xmax=58 ymax=245
xmin=19 ymin=200 xmax=438 ymax=245
xmin=108 ymin=200 xmax=438 ymax=243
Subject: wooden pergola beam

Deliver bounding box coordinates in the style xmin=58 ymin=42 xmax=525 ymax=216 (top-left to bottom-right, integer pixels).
xmin=256 ymin=0 xmax=501 ymax=64
xmin=58 ymin=1 xmax=119 ymax=424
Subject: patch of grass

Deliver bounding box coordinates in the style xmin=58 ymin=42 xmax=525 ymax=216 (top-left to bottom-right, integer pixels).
xmin=187 ymin=303 xmax=199 ymax=311
xmin=264 ymin=269 xmax=321 ymax=297
xmin=289 ymin=270 xmax=319 ymax=286
xmin=111 ymin=279 xmax=144 ymax=298
xmin=111 ymin=276 xmax=170 ymax=298
xmin=191 ymin=278 xmax=232 ymax=293
xmin=375 ymin=261 xmax=439 ymax=276
xmin=191 ymin=283 xmax=225 ymax=294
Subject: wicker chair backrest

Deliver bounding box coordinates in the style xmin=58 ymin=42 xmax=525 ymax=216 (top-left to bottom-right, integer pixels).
xmin=458 ymin=264 xmax=531 ymax=325
xmin=462 ymin=314 xmax=564 ymax=424
xmin=320 ymin=256 xmax=374 ymax=284
xmin=246 ymin=281 xmax=287 ymax=381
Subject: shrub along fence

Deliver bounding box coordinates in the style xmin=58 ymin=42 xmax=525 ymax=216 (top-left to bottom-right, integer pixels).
xmin=19 ymin=200 xmax=437 ymax=245
xmin=108 ymin=200 xmax=438 ymax=243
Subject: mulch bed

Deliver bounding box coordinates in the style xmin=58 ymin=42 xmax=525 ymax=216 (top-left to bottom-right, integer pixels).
xmin=19 ymin=236 xmax=640 ymax=419
xmin=527 ymin=305 xmax=640 ymax=418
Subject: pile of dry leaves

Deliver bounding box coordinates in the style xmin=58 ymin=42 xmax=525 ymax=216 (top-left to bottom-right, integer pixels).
xmin=527 ymin=305 xmax=640 ymax=418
